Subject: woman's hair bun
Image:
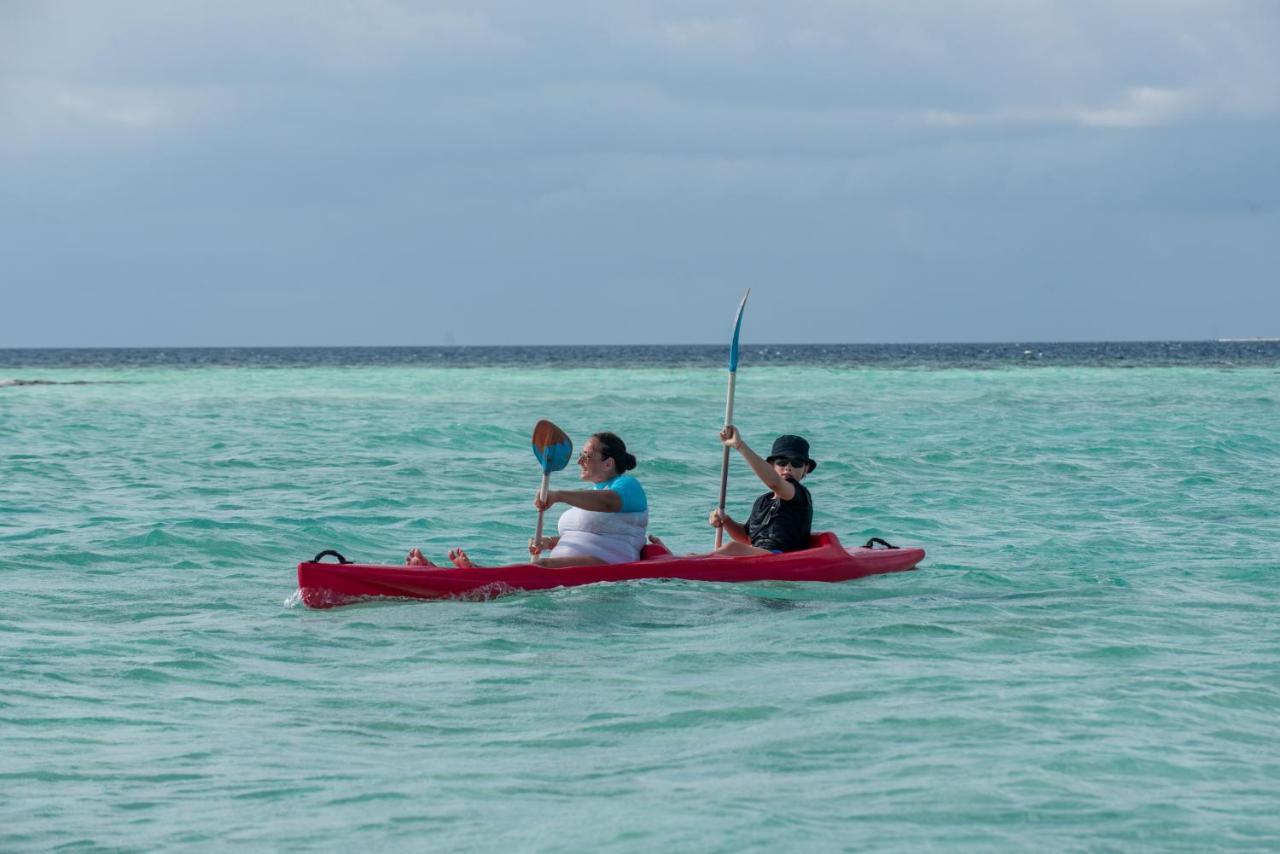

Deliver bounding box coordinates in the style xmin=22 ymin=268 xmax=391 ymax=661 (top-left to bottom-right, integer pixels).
xmin=593 ymin=432 xmax=637 ymax=473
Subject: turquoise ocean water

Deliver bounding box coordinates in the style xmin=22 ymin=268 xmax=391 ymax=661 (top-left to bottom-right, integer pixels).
xmin=3 ymin=345 xmax=1278 ymax=850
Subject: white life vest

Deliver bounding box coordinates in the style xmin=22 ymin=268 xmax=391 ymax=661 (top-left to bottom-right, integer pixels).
xmin=552 ymin=507 xmax=649 ymax=564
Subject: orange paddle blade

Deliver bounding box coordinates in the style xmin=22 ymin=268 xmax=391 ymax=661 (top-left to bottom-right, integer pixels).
xmin=532 ymin=420 xmax=573 ymax=474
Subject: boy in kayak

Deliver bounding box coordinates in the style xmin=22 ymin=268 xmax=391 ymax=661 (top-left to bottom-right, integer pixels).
xmin=708 ymin=427 xmax=815 ymax=555
xmin=650 ymin=427 xmax=815 ymax=557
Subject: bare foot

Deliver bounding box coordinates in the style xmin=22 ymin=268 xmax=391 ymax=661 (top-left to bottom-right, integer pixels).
xmin=647 ymin=534 xmax=667 ymax=549
xmin=406 ymin=548 xmax=437 ymax=567
xmin=448 ymin=548 xmax=476 ymax=569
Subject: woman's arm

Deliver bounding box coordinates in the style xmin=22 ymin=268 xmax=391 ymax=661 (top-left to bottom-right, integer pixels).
xmin=536 ymin=488 xmax=623 ymax=513
xmin=722 ymin=426 xmax=796 ymax=501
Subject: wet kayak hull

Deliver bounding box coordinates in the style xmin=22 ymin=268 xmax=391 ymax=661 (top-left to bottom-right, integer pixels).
xmin=296 ymin=532 xmax=923 ymax=608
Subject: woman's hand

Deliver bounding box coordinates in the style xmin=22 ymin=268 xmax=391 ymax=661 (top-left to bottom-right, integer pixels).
xmin=528 ymin=536 xmax=557 ymax=556
xmin=720 ymin=425 xmax=742 ymax=449
xmin=533 ymin=489 xmax=559 ymax=511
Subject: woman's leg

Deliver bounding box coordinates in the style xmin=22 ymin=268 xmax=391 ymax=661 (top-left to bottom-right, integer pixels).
xmin=534 ymin=554 xmax=607 ymax=568
xmin=406 ymin=548 xmax=438 ymax=566
xmin=446 ymin=548 xmax=606 ymax=569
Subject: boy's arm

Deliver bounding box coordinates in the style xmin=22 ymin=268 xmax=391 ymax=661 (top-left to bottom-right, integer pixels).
xmin=723 ymin=426 xmax=796 ymax=501
xmin=710 ymin=509 xmax=752 ymax=544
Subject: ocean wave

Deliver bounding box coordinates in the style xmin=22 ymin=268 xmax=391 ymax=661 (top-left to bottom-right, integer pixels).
xmin=0 ymin=378 xmax=127 ymax=388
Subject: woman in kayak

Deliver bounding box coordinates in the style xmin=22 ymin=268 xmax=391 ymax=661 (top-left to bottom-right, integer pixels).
xmin=406 ymin=431 xmax=648 ymax=568
xmin=652 ymin=427 xmax=814 ymax=557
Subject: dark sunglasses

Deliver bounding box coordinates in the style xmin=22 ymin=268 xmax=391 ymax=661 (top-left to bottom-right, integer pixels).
xmin=771 ymin=456 xmax=808 ymax=469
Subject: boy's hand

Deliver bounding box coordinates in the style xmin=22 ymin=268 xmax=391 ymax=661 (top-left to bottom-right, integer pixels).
xmin=720 ymin=425 xmax=742 ymax=449
xmin=708 ymin=508 xmax=727 ymax=528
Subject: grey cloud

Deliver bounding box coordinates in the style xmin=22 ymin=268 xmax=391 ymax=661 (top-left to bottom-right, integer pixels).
xmin=1 ymin=0 xmax=1277 ymax=345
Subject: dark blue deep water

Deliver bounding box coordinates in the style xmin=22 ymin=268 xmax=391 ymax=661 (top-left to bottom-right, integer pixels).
xmin=3 ymin=339 xmax=1279 ymax=371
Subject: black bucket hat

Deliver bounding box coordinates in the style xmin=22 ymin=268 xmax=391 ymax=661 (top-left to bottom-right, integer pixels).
xmin=767 ymin=435 xmax=816 ymax=471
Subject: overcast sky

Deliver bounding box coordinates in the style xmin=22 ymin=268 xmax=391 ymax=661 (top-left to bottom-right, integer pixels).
xmin=2 ymin=0 xmax=1277 ymax=346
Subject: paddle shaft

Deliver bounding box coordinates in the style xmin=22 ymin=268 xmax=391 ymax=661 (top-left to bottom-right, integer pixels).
xmin=534 ymin=472 xmax=551 ymax=553
xmin=714 ymin=370 xmax=738 ymax=548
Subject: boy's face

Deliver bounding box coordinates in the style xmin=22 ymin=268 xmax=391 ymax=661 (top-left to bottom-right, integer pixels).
xmin=772 ymin=458 xmax=809 ymax=481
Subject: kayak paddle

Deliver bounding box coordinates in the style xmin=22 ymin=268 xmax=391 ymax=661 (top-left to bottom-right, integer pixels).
xmin=715 ymin=289 xmax=750 ymax=548
xmin=531 ymin=420 xmax=573 ymax=556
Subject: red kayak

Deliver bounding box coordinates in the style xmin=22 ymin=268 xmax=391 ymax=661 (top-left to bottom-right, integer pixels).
xmin=296 ymin=532 xmax=924 ymax=608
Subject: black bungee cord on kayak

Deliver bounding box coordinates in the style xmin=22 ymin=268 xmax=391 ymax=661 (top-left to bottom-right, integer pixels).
xmin=863 ymin=537 xmax=900 ymax=549
xmin=312 ymin=550 xmax=353 ymax=564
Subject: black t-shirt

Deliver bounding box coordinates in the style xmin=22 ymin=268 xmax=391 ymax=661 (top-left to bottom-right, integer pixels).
xmin=744 ymin=478 xmax=813 ymax=552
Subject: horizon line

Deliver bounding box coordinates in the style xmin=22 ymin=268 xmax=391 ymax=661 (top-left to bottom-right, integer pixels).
xmin=2 ymin=338 xmax=1271 ymax=351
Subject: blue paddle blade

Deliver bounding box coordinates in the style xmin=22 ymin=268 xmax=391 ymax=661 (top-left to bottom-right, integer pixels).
xmin=728 ymin=288 xmax=750 ymax=372
xmin=532 ymin=420 xmax=573 ymax=474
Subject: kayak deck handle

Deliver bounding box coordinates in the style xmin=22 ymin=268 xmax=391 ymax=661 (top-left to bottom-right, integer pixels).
xmin=312 ymin=549 xmax=354 ymax=564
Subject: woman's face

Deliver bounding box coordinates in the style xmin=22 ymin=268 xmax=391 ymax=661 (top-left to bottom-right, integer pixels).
xmin=577 ymin=437 xmax=615 ymax=483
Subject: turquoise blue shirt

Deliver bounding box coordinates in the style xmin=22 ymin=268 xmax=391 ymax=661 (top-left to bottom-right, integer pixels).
xmin=594 ymin=475 xmax=647 ymax=513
